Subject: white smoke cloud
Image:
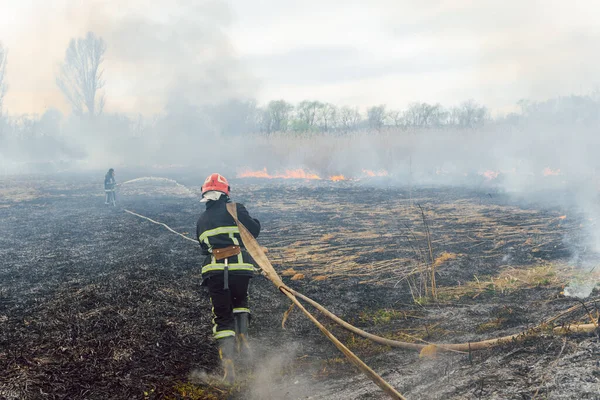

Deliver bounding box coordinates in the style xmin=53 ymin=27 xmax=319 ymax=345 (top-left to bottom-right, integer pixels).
xmin=0 ymin=0 xmax=256 ymax=115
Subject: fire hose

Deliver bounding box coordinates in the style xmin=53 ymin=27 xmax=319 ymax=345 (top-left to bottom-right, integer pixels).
xmin=225 ymin=203 xmax=407 ymax=399
xmin=123 ymin=206 xmax=598 ymax=400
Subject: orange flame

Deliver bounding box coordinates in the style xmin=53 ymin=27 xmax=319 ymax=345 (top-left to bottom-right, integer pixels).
xmin=543 ymin=167 xmax=561 ymax=176
xmin=558 ymin=215 xmax=567 ymax=220
xmin=239 ymin=168 xmax=398 ymax=181
xmin=238 ymin=168 xmax=349 ymax=181
xmin=238 ymin=168 xmax=321 ymax=180
xmin=362 ymin=169 xmax=388 ymax=177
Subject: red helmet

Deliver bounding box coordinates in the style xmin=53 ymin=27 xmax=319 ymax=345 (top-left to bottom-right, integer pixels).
xmin=201 ymin=173 xmax=230 ymax=196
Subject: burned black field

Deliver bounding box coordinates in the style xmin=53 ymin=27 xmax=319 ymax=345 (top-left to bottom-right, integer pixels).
xmin=1 ymin=174 xmax=599 ymax=400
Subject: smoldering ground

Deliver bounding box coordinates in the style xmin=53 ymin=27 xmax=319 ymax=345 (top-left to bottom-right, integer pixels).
xmin=1 ymin=175 xmax=599 ymax=399
xmin=188 ymin=341 xmax=325 ymax=400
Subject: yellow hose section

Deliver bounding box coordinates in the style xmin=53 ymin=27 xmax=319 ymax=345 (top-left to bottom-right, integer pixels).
xmin=226 ymin=203 xmax=406 ymax=399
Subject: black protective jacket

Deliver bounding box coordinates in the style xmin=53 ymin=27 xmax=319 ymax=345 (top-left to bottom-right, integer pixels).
xmin=104 ymin=174 xmax=116 ymax=190
xmin=196 ymin=198 xmax=260 ymax=279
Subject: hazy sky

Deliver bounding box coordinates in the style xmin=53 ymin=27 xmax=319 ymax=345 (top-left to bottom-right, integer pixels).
xmin=1 ymin=0 xmax=599 ymax=115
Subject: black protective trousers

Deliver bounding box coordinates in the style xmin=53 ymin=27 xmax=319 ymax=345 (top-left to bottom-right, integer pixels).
xmin=105 ymin=190 xmax=116 ymax=205
xmin=205 ymin=274 xmax=251 ymax=340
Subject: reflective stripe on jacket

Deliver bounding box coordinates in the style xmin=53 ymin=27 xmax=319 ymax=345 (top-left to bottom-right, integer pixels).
xmin=196 ymin=198 xmax=260 ymax=278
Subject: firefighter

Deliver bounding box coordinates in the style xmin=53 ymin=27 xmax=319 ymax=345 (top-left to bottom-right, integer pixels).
xmin=196 ymin=173 xmax=260 ymax=384
xmin=104 ymin=168 xmax=116 ymax=206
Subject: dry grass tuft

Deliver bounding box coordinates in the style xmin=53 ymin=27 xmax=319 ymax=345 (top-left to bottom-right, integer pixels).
xmin=320 ymin=234 xmax=335 ymax=241
xmin=168 ymin=382 xmax=226 ymax=400
xmin=358 ymin=309 xmax=417 ymax=325
xmin=281 ymin=303 xmax=295 ymax=329
xmin=0 ymin=187 xmax=41 ymax=202
xmin=438 ymin=264 xmax=564 ymax=300
xmin=345 ymin=334 xmax=390 ymax=357
xmin=281 ymin=268 xmax=297 ymax=277
xmin=290 ymin=273 xmax=305 ymax=281
xmin=433 ymin=252 xmax=458 ymax=267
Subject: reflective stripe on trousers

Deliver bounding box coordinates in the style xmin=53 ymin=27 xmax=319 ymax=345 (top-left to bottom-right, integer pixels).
xmin=206 ymin=274 xmax=251 ymax=340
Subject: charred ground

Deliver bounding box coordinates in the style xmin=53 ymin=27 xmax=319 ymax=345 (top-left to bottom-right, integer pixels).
xmin=0 ymin=174 xmax=599 ymax=400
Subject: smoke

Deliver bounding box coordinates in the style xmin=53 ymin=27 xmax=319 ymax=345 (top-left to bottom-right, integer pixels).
xmin=87 ymin=0 xmax=256 ymax=111
xmin=0 ymin=0 xmax=260 ymax=171
xmin=1 ymin=1 xmax=599 ymax=292
xmin=187 ymin=341 xmax=318 ymax=399
xmin=245 ymin=342 xmax=301 ymax=400
xmin=1 ymin=0 xmax=255 ymax=114
xmin=218 ymin=95 xmax=599 ymax=297
xmin=240 ymin=341 xmax=329 ymax=400
xmin=564 ymin=282 xmax=597 ymax=299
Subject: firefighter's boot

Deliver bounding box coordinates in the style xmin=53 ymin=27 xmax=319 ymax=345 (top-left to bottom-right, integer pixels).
xmin=235 ymin=313 xmax=252 ymax=359
xmin=217 ymin=336 xmax=236 ymax=385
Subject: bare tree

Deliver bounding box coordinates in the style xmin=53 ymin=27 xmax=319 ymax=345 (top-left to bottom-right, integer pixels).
xmin=387 ymin=109 xmax=403 ymax=127
xmin=56 ymin=32 xmax=106 ymax=116
xmin=339 ymin=106 xmax=353 ymax=131
xmin=450 ymin=100 xmax=487 ymax=128
xmin=0 ymin=43 xmax=7 ymax=116
xmin=349 ymin=107 xmax=362 ymax=128
xmin=404 ymin=102 xmax=447 ymax=128
xmin=339 ymin=106 xmax=363 ymax=132
xmin=316 ymin=103 xmax=337 ymax=132
xmin=367 ymin=105 xmax=386 ymax=130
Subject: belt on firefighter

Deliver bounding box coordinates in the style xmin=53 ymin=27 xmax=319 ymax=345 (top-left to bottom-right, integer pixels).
xmin=212 ymin=245 xmax=241 ymax=261
xmin=212 ymin=246 xmax=241 ymax=290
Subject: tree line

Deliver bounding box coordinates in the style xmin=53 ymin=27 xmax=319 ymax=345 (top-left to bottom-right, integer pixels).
xmin=257 ymin=99 xmax=488 ymax=133
xmin=0 ymin=32 xmax=490 ymax=134
xmin=1 ymin=31 xmax=599 ymax=145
